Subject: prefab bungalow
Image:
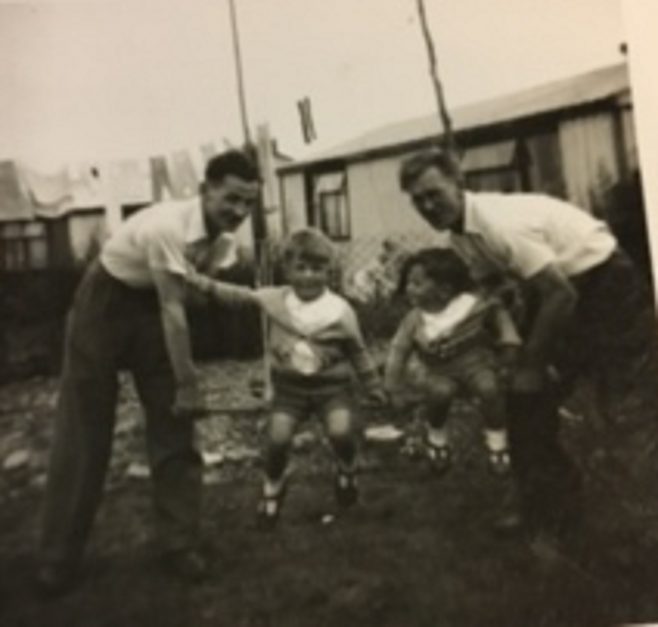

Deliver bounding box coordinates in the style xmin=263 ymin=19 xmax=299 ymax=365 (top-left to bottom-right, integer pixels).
xmin=277 ymin=63 xmax=637 ymax=279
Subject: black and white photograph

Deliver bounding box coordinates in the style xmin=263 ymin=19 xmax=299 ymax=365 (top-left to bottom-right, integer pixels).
xmin=1 ymin=1 xmax=658 ymax=625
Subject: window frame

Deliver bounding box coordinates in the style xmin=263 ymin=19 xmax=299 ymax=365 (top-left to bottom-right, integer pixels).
xmin=312 ymin=171 xmax=351 ymax=241
xmin=0 ymin=219 xmax=49 ymax=272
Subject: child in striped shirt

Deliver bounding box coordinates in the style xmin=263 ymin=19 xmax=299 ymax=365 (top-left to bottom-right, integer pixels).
xmin=186 ymin=228 xmax=385 ymax=528
xmin=384 ymin=247 xmax=520 ymax=476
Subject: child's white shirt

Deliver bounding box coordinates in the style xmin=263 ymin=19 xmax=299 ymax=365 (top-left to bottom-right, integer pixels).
xmin=284 ymin=289 xmax=346 ymax=335
xmin=420 ymin=293 xmax=479 ymax=341
xmin=284 ymin=289 xmax=346 ymax=374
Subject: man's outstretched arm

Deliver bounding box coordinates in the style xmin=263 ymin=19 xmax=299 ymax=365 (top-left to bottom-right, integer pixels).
xmin=153 ymin=269 xmax=204 ymax=417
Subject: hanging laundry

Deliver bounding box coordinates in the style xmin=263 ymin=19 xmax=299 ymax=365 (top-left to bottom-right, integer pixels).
xmin=189 ymin=145 xmax=207 ymax=182
xmin=168 ymin=150 xmax=199 ymax=199
xmin=297 ymin=96 xmax=317 ymax=144
xmin=200 ymin=142 xmax=218 ymax=165
xmin=19 ymin=161 xmax=74 ymax=218
xmin=107 ymin=158 xmax=152 ymax=206
xmin=67 ymin=161 xmax=105 ymax=208
xmin=0 ymin=160 xmax=33 ymax=221
xmin=150 ymin=156 xmax=173 ymax=202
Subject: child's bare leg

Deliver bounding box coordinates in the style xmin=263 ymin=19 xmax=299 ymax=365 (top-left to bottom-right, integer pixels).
xmin=264 ymin=411 xmax=296 ymax=491
xmin=420 ymin=377 xmax=458 ymax=444
xmin=324 ymin=399 xmax=358 ymax=507
xmin=325 ymin=401 xmax=356 ymax=471
xmin=468 ymin=370 xmax=510 ymax=474
xmin=419 ymin=377 xmax=458 ymax=473
xmin=258 ymin=411 xmax=297 ymax=527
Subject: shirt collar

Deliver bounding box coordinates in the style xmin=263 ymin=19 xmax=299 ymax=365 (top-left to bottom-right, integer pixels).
xmin=284 ymin=288 xmax=345 ymax=334
xmin=185 ymin=197 xmax=209 ymax=244
xmin=461 ymin=191 xmax=480 ymax=235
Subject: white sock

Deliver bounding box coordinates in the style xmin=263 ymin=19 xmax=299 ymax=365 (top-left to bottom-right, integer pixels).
xmin=264 ymin=476 xmax=285 ymax=497
xmin=427 ymin=426 xmax=449 ymax=448
xmin=484 ymin=428 xmax=508 ymax=452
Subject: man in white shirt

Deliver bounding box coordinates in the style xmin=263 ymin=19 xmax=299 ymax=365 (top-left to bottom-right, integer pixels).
xmin=398 ymin=148 xmax=658 ymax=550
xmin=37 ymin=150 xmax=260 ymax=595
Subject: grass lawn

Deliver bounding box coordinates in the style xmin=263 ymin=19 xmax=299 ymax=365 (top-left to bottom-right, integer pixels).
xmin=1 ymin=360 xmax=658 ymax=627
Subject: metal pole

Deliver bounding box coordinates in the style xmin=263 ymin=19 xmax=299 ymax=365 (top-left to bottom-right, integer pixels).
xmin=228 ymin=0 xmax=252 ymax=146
xmin=227 ymin=0 xmax=272 ymax=401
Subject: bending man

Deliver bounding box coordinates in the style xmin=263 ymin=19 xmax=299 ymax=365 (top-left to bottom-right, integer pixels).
xmin=398 ymin=148 xmax=658 ymax=548
xmin=37 ymin=150 xmax=260 ymax=594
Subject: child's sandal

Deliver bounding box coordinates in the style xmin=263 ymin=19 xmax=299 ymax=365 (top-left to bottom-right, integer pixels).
xmin=425 ymin=441 xmax=453 ymax=476
xmin=487 ymin=448 xmax=511 ymax=476
xmin=256 ymin=484 xmax=287 ymax=531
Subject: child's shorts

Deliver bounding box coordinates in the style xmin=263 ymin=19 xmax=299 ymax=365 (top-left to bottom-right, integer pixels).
xmin=408 ymin=346 xmax=500 ymax=395
xmin=271 ymin=372 xmax=357 ymax=423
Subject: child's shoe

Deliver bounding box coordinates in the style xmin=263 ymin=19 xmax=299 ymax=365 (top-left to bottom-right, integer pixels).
xmin=334 ymin=471 xmax=359 ymax=508
xmin=256 ymin=482 xmax=287 ymax=531
xmin=426 ymin=441 xmax=453 ymax=476
xmin=487 ymin=448 xmax=511 ymax=476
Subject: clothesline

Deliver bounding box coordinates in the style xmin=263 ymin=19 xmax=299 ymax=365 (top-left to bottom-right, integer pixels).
xmin=0 ymin=141 xmax=220 ymax=222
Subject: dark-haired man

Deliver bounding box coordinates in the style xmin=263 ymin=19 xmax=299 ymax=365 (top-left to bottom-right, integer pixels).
xmin=398 ymin=149 xmax=658 ymax=550
xmin=37 ymin=150 xmax=260 ymax=594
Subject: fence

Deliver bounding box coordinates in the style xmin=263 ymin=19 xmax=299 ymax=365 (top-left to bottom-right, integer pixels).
xmin=0 ymin=230 xmax=444 ymax=381
xmin=0 ymin=261 xmax=264 ymax=382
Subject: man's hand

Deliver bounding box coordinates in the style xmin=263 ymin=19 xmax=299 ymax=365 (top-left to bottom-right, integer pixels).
xmin=153 ymin=270 xmax=199 ymax=393
xmin=522 ymin=264 xmax=577 ymax=369
xmin=173 ymin=381 xmax=207 ymax=420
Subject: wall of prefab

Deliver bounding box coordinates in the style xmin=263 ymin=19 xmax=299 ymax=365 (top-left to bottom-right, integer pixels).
xmin=0 ymin=209 xmax=102 ymax=379
xmin=0 ymin=208 xmax=270 ymax=382
xmin=276 ymin=94 xmax=648 ymax=301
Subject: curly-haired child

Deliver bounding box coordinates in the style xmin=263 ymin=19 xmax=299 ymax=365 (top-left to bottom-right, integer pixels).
xmin=385 ymin=247 xmax=520 ymax=476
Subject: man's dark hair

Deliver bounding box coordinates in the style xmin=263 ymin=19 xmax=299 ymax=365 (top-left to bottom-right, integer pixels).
xmin=397 ymin=247 xmax=474 ymax=296
xmin=399 ymin=149 xmax=462 ymax=192
xmin=204 ymin=149 xmax=259 ymax=184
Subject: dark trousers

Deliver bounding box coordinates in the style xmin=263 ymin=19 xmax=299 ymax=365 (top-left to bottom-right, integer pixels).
xmin=39 ymin=261 xmax=202 ymax=568
xmin=559 ymin=250 xmax=658 ymax=426
xmin=507 ymin=388 xmax=583 ymax=538
xmin=509 ymin=249 xmax=658 ymax=537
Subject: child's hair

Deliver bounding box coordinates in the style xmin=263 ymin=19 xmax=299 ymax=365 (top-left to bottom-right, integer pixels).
xmin=397 ymin=247 xmax=474 ymax=296
xmin=282 ymin=228 xmax=335 ymax=266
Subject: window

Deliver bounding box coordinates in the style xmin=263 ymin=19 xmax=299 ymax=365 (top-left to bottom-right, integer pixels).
xmin=461 ymin=140 xmax=528 ymax=192
xmin=0 ymin=221 xmax=49 ymax=271
xmin=313 ymin=172 xmax=350 ymax=240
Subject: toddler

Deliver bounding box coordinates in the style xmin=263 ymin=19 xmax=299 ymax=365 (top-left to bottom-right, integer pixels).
xmin=385 ymin=247 xmax=520 ymax=475
xmin=187 ymin=228 xmax=385 ymax=528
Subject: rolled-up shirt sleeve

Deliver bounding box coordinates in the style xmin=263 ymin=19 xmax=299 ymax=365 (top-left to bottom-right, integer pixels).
xmin=479 ymin=220 xmax=556 ymax=280
xmin=143 ymin=226 xmax=188 ymax=276
xmin=502 ymin=234 xmax=556 ymax=279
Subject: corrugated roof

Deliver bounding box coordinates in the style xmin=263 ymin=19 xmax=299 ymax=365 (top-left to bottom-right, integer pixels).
xmin=281 ymin=63 xmax=629 ymax=172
